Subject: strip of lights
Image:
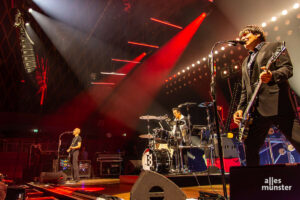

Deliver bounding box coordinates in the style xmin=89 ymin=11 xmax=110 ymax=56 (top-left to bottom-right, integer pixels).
xmin=100 ymin=72 xmax=126 ymax=76
xmin=111 ymin=58 xmax=141 ymax=64
xmin=128 ymin=41 xmax=159 ymax=49
xmin=165 ymin=2 xmax=300 ymax=82
xmin=261 ymin=3 xmax=299 ymax=27
xmin=150 ymin=17 xmax=183 ymax=29
xmin=90 ymin=82 xmax=116 ymax=85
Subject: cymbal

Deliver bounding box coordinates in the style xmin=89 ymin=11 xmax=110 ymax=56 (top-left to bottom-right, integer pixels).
xmin=192 ymin=125 xmax=207 ymax=130
xmin=198 ymin=102 xmax=213 ymax=108
xmin=169 ymin=120 xmax=185 ymax=126
xmin=178 ymin=102 xmax=196 ymax=108
xmin=139 ymin=134 xmax=154 ymax=139
xmin=139 ymin=115 xmax=168 ymax=120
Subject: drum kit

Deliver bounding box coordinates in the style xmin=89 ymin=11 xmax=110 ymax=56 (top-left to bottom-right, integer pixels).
xmin=139 ymin=102 xmax=215 ymax=174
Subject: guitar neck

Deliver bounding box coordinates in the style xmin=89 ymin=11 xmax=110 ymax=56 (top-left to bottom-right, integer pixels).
xmin=243 ymin=80 xmax=262 ymax=118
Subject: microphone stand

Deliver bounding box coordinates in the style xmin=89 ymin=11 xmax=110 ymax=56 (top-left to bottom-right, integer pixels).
xmin=57 ymin=131 xmax=71 ymax=172
xmin=209 ymin=41 xmax=232 ymax=199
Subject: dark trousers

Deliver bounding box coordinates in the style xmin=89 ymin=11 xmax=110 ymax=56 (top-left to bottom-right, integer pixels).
xmin=70 ymin=150 xmax=79 ymax=180
xmin=245 ymin=113 xmax=300 ymax=166
xmin=171 ymin=149 xmax=188 ymax=170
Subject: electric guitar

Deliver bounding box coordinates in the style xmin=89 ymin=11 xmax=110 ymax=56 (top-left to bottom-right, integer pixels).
xmin=238 ymin=42 xmax=286 ymax=142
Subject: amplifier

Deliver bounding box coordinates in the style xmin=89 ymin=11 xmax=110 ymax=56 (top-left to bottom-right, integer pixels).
xmin=206 ymin=136 xmax=240 ymax=158
xmin=99 ymin=161 xmax=122 ymax=176
xmin=58 ymin=156 xmax=91 ymax=178
xmin=96 ymin=153 xmax=122 ymax=161
xmin=96 ymin=153 xmax=122 ymax=176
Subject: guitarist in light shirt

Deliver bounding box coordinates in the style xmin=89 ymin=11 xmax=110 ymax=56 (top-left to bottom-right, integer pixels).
xmin=233 ymin=25 xmax=300 ymax=166
xmin=67 ymin=128 xmax=82 ymax=182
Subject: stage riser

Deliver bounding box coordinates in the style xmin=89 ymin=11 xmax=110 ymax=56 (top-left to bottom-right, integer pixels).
xmin=120 ymin=173 xmax=229 ymax=187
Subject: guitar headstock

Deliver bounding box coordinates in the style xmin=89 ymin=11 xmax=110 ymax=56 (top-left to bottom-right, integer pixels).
xmin=266 ymin=41 xmax=286 ymax=69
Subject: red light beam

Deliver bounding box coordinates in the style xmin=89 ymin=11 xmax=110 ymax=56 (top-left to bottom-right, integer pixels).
xmin=102 ymin=13 xmax=207 ymax=128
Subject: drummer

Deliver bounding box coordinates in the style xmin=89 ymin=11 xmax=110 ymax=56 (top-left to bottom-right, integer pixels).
xmin=171 ymin=107 xmax=190 ymax=172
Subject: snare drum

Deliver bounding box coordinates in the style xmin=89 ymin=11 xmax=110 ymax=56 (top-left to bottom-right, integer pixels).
xmin=142 ymin=148 xmax=171 ymax=173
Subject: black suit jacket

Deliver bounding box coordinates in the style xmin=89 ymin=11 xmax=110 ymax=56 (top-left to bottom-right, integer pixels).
xmin=237 ymin=42 xmax=295 ymax=117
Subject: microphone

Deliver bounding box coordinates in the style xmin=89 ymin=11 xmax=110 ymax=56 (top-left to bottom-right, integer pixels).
xmin=62 ymin=131 xmax=73 ymax=134
xmin=227 ymin=40 xmax=246 ymax=46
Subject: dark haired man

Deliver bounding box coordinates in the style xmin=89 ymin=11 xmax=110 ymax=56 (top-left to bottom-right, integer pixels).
xmin=67 ymin=128 xmax=82 ymax=182
xmin=233 ymin=25 xmax=300 ymax=166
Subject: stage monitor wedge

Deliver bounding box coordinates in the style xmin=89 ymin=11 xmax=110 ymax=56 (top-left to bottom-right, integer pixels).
xmin=130 ymin=170 xmax=186 ymax=200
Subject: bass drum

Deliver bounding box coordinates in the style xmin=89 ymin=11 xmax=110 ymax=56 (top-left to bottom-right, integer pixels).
xmin=142 ymin=148 xmax=171 ymax=173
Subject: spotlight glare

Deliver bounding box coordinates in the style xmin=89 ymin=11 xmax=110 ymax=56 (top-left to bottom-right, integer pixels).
xmin=182 ymin=70 xmax=185 ymax=73
xmin=187 ymin=67 xmax=190 ymax=70
xmin=202 ymin=57 xmax=206 ymax=61
xmin=28 ymin=8 xmax=33 ymax=13
xmin=197 ymin=60 xmax=200 ymax=64
xmin=214 ymin=50 xmax=218 ymax=54
xmin=271 ymin=16 xmax=277 ymax=21
xmin=221 ymin=47 xmax=225 ymax=51
xmin=192 ymin=64 xmax=195 ymax=67
xmin=25 ymin=22 xmax=30 ymax=26
xmin=262 ymin=22 xmax=267 ymax=27
xmin=282 ymin=10 xmax=288 ymax=15
xmin=208 ymin=54 xmax=212 ymax=58
xmin=293 ymin=3 xmax=299 ymax=9
xmin=177 ymin=72 xmax=181 ymax=75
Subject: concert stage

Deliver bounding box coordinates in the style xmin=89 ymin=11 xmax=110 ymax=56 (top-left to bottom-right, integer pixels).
xmin=26 ymin=172 xmax=229 ymax=200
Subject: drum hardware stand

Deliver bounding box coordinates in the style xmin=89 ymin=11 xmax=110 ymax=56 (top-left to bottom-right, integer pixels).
xmin=199 ymin=102 xmax=219 ymax=173
xmin=178 ymin=102 xmax=196 ymax=173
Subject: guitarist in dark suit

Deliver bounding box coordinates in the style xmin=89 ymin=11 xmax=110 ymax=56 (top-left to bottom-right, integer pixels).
xmin=67 ymin=128 xmax=82 ymax=182
xmin=233 ymin=25 xmax=300 ymax=166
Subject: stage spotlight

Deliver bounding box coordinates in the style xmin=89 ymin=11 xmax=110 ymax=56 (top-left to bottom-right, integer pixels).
xmin=197 ymin=60 xmax=200 ymax=64
xmin=177 ymin=72 xmax=180 ymax=75
xmin=221 ymin=47 xmax=225 ymax=51
xmin=202 ymin=57 xmax=206 ymax=61
xmin=187 ymin=67 xmax=190 ymax=70
xmin=271 ymin=16 xmax=277 ymax=22
xmin=192 ymin=64 xmax=195 ymax=67
xmin=28 ymin=8 xmax=33 ymax=13
xmin=214 ymin=50 xmax=218 ymax=54
xmin=293 ymin=3 xmax=299 ymax=9
xmin=221 ymin=68 xmax=230 ymax=79
xmin=182 ymin=69 xmax=185 ymax=73
xmin=25 ymin=22 xmax=30 ymax=26
xmin=262 ymin=22 xmax=267 ymax=27
xmin=282 ymin=10 xmax=288 ymax=15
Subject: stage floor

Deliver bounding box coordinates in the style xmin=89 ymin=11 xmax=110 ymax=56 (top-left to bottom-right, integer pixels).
xmin=27 ymin=173 xmax=230 ymax=199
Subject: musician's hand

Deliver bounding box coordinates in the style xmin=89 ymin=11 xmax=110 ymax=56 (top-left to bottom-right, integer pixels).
xmin=233 ymin=110 xmax=243 ymax=124
xmin=260 ymin=66 xmax=272 ymax=83
xmin=67 ymin=148 xmax=71 ymax=153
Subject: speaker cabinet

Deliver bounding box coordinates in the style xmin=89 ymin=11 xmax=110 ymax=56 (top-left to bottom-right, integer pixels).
xmin=130 ymin=170 xmax=186 ymax=200
xmin=230 ymin=164 xmax=300 ymax=200
xmin=40 ymin=171 xmax=67 ymax=184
